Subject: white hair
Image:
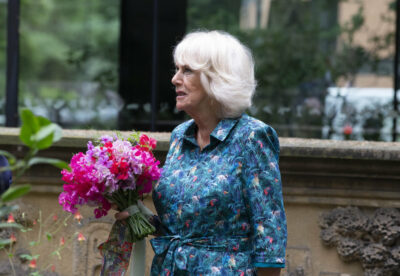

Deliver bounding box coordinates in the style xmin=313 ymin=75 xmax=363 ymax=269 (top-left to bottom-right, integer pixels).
xmin=173 ymin=30 xmax=257 ymax=118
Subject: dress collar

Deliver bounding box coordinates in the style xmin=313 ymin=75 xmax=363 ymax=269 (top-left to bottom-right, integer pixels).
xmin=183 ymin=114 xmax=243 ymax=146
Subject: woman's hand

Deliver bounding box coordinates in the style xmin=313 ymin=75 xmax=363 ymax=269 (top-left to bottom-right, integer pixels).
xmin=112 ymin=201 xmax=155 ymax=221
xmin=257 ymin=268 xmax=281 ymax=276
xmin=111 ymin=203 xmax=130 ymax=220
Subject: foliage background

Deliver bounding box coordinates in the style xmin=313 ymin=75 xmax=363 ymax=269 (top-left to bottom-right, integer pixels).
xmin=187 ymin=0 xmax=395 ymax=140
xmin=0 ymin=0 xmax=397 ymax=140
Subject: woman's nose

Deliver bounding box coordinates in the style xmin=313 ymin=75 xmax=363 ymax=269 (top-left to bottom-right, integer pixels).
xmin=171 ymin=71 xmax=181 ymax=86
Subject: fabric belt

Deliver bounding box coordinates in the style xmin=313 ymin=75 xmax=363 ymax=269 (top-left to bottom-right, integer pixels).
xmin=150 ymin=234 xmax=250 ymax=273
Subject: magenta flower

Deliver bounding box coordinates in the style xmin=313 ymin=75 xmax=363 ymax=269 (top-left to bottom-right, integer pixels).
xmin=59 ymin=134 xmax=162 ymax=221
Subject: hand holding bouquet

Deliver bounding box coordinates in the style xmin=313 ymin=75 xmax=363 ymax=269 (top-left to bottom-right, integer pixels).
xmin=59 ymin=133 xmax=161 ymax=242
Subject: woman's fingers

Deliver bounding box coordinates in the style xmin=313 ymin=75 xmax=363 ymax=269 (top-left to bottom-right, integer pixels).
xmin=115 ymin=210 xmax=130 ymax=220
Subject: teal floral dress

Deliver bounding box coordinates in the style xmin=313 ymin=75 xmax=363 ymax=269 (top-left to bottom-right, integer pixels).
xmin=150 ymin=114 xmax=287 ymax=275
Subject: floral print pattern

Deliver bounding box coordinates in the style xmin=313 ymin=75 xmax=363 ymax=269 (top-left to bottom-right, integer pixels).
xmin=150 ymin=114 xmax=287 ymax=275
xmin=99 ymin=220 xmax=133 ymax=275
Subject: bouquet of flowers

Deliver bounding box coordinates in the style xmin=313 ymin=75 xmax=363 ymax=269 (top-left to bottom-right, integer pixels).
xmin=59 ymin=133 xmax=161 ymax=242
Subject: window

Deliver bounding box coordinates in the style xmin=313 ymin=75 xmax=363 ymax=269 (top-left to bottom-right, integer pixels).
xmin=186 ymin=0 xmax=397 ymax=141
xmin=19 ymin=0 xmax=120 ymax=129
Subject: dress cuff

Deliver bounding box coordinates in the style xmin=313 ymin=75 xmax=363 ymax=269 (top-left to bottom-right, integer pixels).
xmin=254 ymin=262 xmax=285 ymax=268
xmin=253 ymin=255 xmax=286 ymax=266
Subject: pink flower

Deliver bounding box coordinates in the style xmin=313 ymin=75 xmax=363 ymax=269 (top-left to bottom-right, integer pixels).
xmin=60 ymin=237 xmax=65 ymax=246
xmin=74 ymin=211 xmax=83 ymax=222
xmin=10 ymin=233 xmax=17 ymax=243
xmin=77 ymin=232 xmax=86 ymax=242
xmin=59 ymin=133 xmax=161 ymax=219
xmin=7 ymin=213 xmax=15 ymax=223
xmin=139 ymin=134 xmax=157 ymax=150
xmin=29 ymin=259 xmax=37 ymax=269
xmin=343 ymin=125 xmax=353 ymax=136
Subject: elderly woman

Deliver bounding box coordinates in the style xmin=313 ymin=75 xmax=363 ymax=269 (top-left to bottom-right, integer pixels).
xmin=151 ymin=30 xmax=286 ymax=275
xmin=114 ymin=30 xmax=286 ymax=276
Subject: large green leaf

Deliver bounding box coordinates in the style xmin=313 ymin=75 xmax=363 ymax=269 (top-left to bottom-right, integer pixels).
xmin=19 ymin=109 xmax=40 ymax=148
xmin=36 ymin=115 xmax=51 ymax=126
xmin=19 ymin=109 xmax=62 ymax=149
xmin=34 ymin=126 xmax=55 ymax=150
xmin=32 ymin=115 xmax=52 ymax=150
xmin=1 ymin=185 xmax=31 ymax=203
xmin=32 ymin=124 xmax=58 ymax=142
xmin=37 ymin=116 xmax=62 ymax=144
xmin=27 ymin=157 xmax=70 ymax=170
xmin=35 ymin=118 xmax=62 ymax=149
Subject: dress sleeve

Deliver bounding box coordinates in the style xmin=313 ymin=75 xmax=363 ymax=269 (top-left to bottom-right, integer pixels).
xmin=241 ymin=125 xmax=287 ymax=267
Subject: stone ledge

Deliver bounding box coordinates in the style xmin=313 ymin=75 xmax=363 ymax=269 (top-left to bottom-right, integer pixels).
xmin=1 ymin=127 xmax=400 ymax=160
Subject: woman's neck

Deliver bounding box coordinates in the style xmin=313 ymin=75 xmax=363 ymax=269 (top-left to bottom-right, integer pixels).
xmin=190 ymin=111 xmax=220 ymax=150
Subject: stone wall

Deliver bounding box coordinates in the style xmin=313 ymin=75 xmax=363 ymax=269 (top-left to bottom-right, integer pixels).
xmin=0 ymin=127 xmax=399 ymax=276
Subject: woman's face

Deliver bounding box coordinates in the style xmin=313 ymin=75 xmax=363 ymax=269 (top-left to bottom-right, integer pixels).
xmin=171 ymin=64 xmax=209 ymax=115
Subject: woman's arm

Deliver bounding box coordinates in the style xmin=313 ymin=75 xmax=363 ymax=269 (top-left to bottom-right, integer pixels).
xmin=257 ymin=268 xmax=281 ymax=276
xmin=241 ymin=125 xmax=287 ymax=268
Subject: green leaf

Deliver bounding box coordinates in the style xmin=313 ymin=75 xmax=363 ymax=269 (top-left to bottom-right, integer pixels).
xmin=46 ymin=232 xmax=52 ymax=241
xmin=0 ymin=239 xmax=12 ymax=246
xmin=35 ymin=131 xmax=54 ymax=150
xmin=19 ymin=254 xmax=33 ymax=261
xmin=48 ymin=123 xmax=62 ymax=143
xmin=27 ymin=157 xmax=69 ymax=170
xmin=19 ymin=109 xmax=40 ymax=148
xmin=36 ymin=115 xmax=51 ymax=126
xmin=35 ymin=125 xmax=62 ymax=150
xmin=1 ymin=185 xmax=31 ymax=203
xmin=29 ymin=241 xmax=38 ymax=246
xmin=0 ymin=205 xmax=19 ymax=217
xmin=51 ymin=250 xmax=61 ymax=260
xmin=20 ymin=228 xmax=32 ymax=233
xmin=0 ymin=222 xmax=23 ymax=229
xmin=19 ymin=109 xmax=62 ymax=150
xmin=0 ymin=150 xmax=16 ymax=165
xmin=32 ymin=124 xmax=57 ymax=142
xmin=7 ymin=160 xmax=26 ymax=172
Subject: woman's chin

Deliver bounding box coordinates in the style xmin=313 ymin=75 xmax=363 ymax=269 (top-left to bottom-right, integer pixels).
xmin=175 ymin=103 xmax=186 ymax=112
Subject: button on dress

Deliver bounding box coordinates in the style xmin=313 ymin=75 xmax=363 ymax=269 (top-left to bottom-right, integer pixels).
xmin=151 ymin=114 xmax=287 ymax=275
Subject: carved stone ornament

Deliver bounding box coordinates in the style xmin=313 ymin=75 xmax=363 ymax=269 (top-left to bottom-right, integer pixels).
xmin=282 ymin=246 xmax=312 ymax=276
xmin=73 ymin=217 xmax=113 ymax=276
xmin=320 ymin=206 xmax=400 ymax=276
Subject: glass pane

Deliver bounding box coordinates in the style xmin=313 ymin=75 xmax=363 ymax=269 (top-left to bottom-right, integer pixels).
xmin=327 ymin=0 xmax=395 ymax=141
xmin=19 ymin=0 xmax=121 ymax=129
xmin=187 ymin=0 xmax=396 ymax=141
xmin=0 ymin=0 xmax=7 ymax=126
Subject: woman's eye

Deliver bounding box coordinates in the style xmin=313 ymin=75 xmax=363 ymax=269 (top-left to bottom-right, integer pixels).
xmin=183 ymin=67 xmax=193 ymax=74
